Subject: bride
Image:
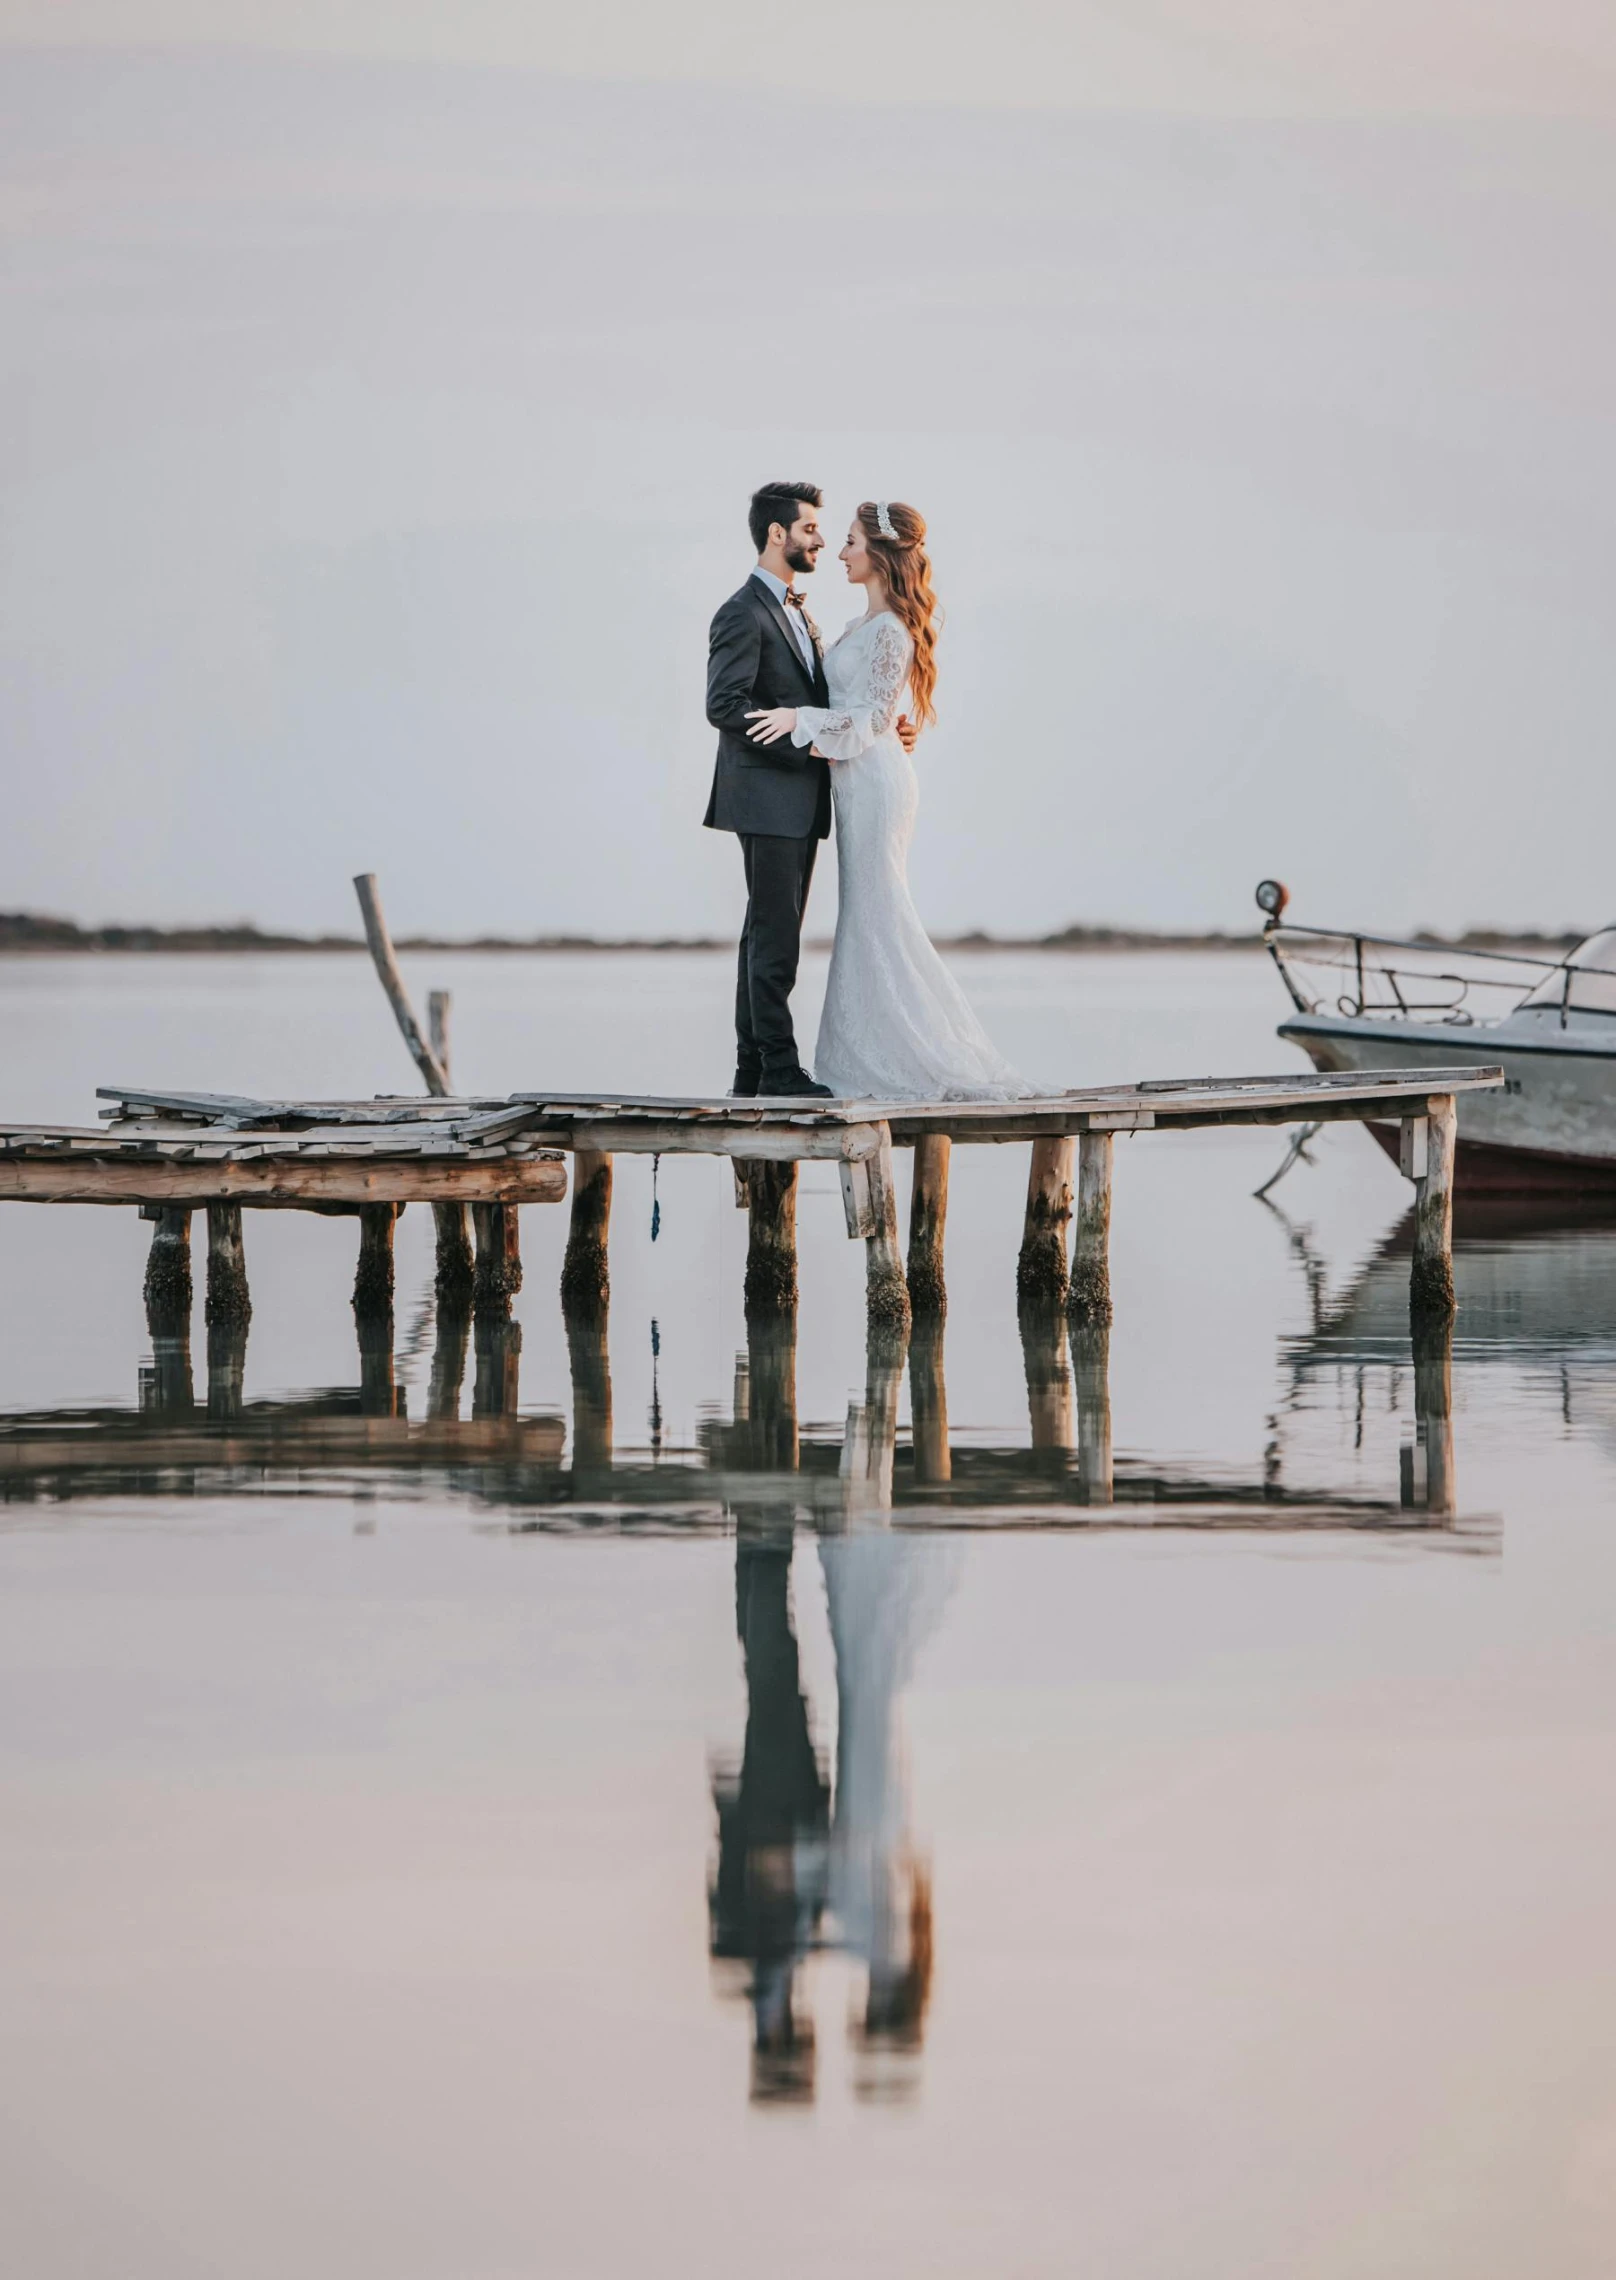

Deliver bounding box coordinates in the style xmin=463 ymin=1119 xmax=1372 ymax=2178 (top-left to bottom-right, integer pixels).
xmin=746 ymin=500 xmax=1025 ymax=1100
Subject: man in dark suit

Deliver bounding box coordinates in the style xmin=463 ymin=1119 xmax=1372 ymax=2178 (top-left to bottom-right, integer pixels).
xmin=704 ymin=481 xmax=916 ymax=1098
xmin=704 ymin=479 xmax=836 ymax=1097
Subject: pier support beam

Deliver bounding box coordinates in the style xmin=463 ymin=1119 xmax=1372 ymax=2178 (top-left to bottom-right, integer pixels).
xmin=427 ymin=1303 xmax=471 ymax=1419
xmin=204 ymin=1202 xmax=251 ymax=1328
xmin=433 ymin=1204 xmax=474 ymax=1310
xmin=142 ymin=1205 xmax=193 ymax=1330
xmin=859 ymin=1126 xmax=910 ymax=1330
xmin=1068 ymin=1133 xmax=1114 ymax=1325
xmin=907 ymin=1133 xmax=951 ymax=1315
xmin=474 ymin=1201 xmax=525 ymax=1319
xmin=1017 ymin=1136 xmax=1076 ymax=1305
xmin=559 ymin=1150 xmax=611 ymax=1313
xmin=744 ymin=1160 xmax=799 ymax=1312
xmin=1409 ymin=1095 xmax=1457 ymax=1323
xmin=353 ymin=1202 xmax=397 ymax=1317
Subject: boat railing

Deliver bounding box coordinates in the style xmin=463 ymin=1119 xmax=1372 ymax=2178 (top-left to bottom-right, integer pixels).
xmin=1260 ymin=920 xmax=1566 ymax=1025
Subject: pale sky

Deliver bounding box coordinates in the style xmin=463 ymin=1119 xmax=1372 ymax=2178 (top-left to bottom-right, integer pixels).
xmin=3 ymin=10 xmax=1615 ymax=937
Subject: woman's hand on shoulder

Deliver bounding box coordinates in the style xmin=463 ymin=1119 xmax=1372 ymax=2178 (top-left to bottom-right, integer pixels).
xmin=745 ymin=706 xmax=797 ymax=746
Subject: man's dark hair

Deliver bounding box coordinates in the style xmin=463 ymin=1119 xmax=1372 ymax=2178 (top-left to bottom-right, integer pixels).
xmin=749 ymin=480 xmax=822 ymax=556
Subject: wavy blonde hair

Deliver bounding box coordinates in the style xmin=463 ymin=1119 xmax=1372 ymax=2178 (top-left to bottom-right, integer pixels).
xmin=858 ymin=501 xmax=939 ymax=728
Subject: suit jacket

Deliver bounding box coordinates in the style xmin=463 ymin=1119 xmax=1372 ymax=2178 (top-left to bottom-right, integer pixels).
xmin=703 ymin=577 xmax=833 ymax=840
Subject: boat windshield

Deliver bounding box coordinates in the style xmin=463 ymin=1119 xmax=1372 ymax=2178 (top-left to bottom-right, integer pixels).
xmin=1521 ymin=928 xmax=1616 ymax=1015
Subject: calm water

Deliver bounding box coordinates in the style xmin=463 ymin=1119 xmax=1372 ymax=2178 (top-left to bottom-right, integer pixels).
xmin=5 ymin=950 xmax=1616 ymax=2278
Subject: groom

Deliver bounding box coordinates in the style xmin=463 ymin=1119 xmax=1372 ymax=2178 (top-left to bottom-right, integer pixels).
xmin=704 ymin=479 xmax=913 ymax=1098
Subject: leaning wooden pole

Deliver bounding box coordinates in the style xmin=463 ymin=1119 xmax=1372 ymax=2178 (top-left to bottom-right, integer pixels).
xmin=353 ymin=874 xmax=449 ymax=1095
xmin=354 ymin=876 xmax=479 ymax=1308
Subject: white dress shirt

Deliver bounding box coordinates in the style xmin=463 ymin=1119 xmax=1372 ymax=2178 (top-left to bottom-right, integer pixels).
xmin=751 ymin=564 xmax=816 ymax=673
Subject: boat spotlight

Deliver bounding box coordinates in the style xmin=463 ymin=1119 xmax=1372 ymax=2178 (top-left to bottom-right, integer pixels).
xmin=1255 ymin=878 xmax=1289 ymax=922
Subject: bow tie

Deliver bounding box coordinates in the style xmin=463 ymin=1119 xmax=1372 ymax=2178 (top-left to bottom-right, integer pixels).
xmin=783 ymin=587 xmax=808 ymax=609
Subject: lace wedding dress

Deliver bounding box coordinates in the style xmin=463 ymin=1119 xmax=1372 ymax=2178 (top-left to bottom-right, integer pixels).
xmin=791 ymin=611 xmax=1027 ymax=1100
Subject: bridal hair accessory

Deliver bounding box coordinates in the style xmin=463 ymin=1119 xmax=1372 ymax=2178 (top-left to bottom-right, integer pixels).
xmin=875 ymin=501 xmax=898 ymax=540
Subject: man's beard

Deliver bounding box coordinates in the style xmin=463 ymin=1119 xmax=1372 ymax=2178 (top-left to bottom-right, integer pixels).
xmin=784 ymin=543 xmax=817 ymax=575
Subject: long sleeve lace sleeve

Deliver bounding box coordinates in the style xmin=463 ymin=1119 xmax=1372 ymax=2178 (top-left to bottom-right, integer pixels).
xmin=792 ymin=616 xmax=911 ymax=761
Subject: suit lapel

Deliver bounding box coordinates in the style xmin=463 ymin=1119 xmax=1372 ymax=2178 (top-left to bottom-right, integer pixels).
xmin=751 ymin=581 xmax=818 ymax=691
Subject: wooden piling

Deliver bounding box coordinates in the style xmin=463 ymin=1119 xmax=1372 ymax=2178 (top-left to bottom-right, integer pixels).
xmin=863 ymin=1126 xmax=911 ymax=1329
xmin=744 ymin=1160 xmax=799 ymax=1312
xmin=1072 ymin=1316 xmax=1113 ymax=1503
xmin=907 ymin=1133 xmax=951 ymax=1315
xmin=1068 ymin=1132 xmax=1114 ymax=1325
xmin=846 ymin=1319 xmax=908 ymax=1515
xmin=559 ymin=1149 xmax=611 ymax=1312
xmin=909 ymin=1316 xmax=951 ymax=1485
xmin=1409 ymin=1094 xmax=1457 ymax=1322
xmin=353 ymin=1201 xmax=398 ymax=1317
xmin=474 ymin=1200 xmax=524 ymax=1318
xmin=142 ymin=1205 xmax=193 ymax=1329
xmin=1017 ymin=1136 xmax=1075 ymax=1304
xmin=425 ymin=988 xmax=474 ymax=1306
xmin=203 ymin=1202 xmax=251 ymax=1327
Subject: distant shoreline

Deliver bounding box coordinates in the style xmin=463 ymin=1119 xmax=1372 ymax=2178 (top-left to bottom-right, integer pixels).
xmin=0 ymin=914 xmax=1586 ymax=958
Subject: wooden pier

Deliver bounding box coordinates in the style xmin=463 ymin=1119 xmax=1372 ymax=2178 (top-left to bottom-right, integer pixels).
xmin=0 ymin=1064 xmax=1501 ymax=1336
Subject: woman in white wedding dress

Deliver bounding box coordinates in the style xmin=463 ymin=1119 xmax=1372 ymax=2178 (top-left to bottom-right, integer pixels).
xmin=745 ymin=500 xmax=1027 ymax=1100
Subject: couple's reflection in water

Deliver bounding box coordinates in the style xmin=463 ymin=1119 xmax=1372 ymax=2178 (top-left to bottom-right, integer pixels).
xmin=709 ymin=1314 xmax=954 ymax=2106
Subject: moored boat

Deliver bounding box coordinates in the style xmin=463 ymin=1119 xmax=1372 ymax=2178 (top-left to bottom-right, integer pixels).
xmin=1257 ymin=881 xmax=1616 ymax=1193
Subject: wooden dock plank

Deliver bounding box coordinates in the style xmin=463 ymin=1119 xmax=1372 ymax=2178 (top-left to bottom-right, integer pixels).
xmin=0 ymin=1155 xmax=567 ymax=1207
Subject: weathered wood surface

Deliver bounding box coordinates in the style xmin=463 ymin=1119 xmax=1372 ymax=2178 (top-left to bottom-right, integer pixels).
xmin=204 ymin=1201 xmax=250 ymax=1327
xmin=0 ymin=1155 xmax=567 ymax=1206
xmin=142 ymin=1205 xmax=192 ymax=1325
xmin=473 ymin=1200 xmax=525 ymax=1318
xmin=353 ymin=1202 xmax=398 ymax=1316
xmin=91 ymin=1065 xmax=1504 ymax=1149
xmin=743 ymin=1160 xmax=799 ymax=1312
xmin=1017 ymin=1135 xmax=1076 ymax=1303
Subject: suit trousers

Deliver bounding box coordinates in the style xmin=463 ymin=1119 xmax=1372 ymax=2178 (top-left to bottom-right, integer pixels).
xmin=735 ymin=831 xmax=820 ymax=1077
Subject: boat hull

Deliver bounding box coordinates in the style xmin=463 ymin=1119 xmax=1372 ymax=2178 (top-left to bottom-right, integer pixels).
xmin=1279 ymin=1014 xmax=1616 ymax=1194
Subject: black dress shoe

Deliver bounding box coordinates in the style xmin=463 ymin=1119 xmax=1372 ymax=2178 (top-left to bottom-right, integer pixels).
xmin=759 ymin=1066 xmax=835 ymax=1099
xmin=729 ymin=1065 xmax=761 ymax=1098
